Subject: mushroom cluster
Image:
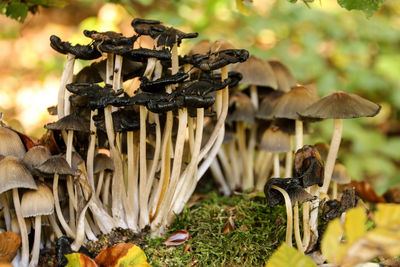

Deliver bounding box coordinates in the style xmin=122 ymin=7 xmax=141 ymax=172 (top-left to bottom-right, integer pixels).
xmin=208 ymin=57 xmax=381 ymax=253
xmin=0 ymin=19 xmax=248 ymax=266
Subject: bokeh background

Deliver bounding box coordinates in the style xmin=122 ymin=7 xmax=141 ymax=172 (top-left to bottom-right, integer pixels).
xmin=0 ymin=0 xmax=399 ymax=194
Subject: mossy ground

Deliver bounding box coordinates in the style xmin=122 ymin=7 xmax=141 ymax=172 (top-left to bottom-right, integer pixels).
xmin=142 ymin=191 xmax=286 ymax=267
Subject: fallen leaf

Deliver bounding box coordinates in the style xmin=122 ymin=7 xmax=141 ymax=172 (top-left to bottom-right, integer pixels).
xmin=183 ymin=243 xmax=191 ymax=254
xmin=222 ymin=217 xmax=235 ymax=233
xmin=266 ymin=243 xmax=317 ymax=267
xmin=343 ymin=181 xmax=385 ymax=203
xmin=164 ymin=230 xmax=190 ymax=246
xmin=95 ymin=243 xmax=151 ymax=267
xmin=0 ymin=232 xmax=21 ymax=262
xmin=239 ymin=225 xmax=248 ymax=231
xmin=65 ymin=253 xmax=98 ymax=267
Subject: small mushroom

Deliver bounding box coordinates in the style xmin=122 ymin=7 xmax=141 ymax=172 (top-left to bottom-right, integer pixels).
xmin=331 ymin=163 xmax=351 ymax=199
xmin=267 ymin=60 xmax=296 ymax=92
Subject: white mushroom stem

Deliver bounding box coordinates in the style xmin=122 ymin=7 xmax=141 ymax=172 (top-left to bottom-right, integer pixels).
xmin=285 ymin=136 xmax=293 ymax=177
xmin=273 ymin=153 xmax=280 ymax=178
xmin=321 ymin=119 xmax=343 ymax=194
xmin=293 ymin=202 xmax=303 ymax=253
xmin=127 ymin=131 xmax=139 ymax=227
xmin=271 ymin=185 xmax=292 ymax=246
xmin=53 ymin=173 xmax=75 ymax=237
xmin=86 ymin=110 xmax=98 ymax=189
xmin=48 ymin=214 xmax=62 ymax=238
xmin=237 ymin=122 xmax=250 ymax=189
xmin=295 ymin=120 xmax=303 ymax=151
xmin=255 ymin=152 xmax=273 ymax=190
xmin=0 ymin=194 xmax=11 ymax=231
xmin=210 ymin=160 xmax=231 ymax=196
xmin=332 ymin=182 xmax=338 ymax=199
xmin=228 ymin=142 xmax=241 ymax=189
xmin=246 ymin=125 xmax=257 ymax=188
xmin=28 ymin=216 xmax=41 ymax=267
xmin=13 ymin=188 xmax=29 ymax=267
xmin=58 ymin=53 xmax=75 ymax=119
xmin=102 ymin=172 xmax=111 ymax=213
xmin=65 ymin=130 xmax=77 ymax=232
xmin=96 ymin=171 xmax=105 ymax=198
xmin=139 ymin=106 xmax=149 ymax=229
xmin=217 ymin=149 xmax=234 ymax=192
xmin=70 ymin=199 xmax=90 ymax=251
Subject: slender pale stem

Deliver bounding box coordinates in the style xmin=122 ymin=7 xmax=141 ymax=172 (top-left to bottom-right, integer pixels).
xmin=255 ymin=152 xmax=273 ymax=190
xmin=28 ymin=216 xmax=41 ymax=267
xmin=322 ymin=119 xmax=343 ymax=194
xmin=86 ymin=110 xmax=97 ymax=189
xmin=139 ymin=106 xmax=149 ymax=228
xmin=228 ymin=142 xmax=240 ymax=189
xmin=217 ymin=149 xmax=234 ymax=192
xmin=102 ymin=173 xmax=111 ymax=213
xmin=271 ymin=185 xmax=292 ymax=246
xmin=237 ymin=122 xmax=250 ymax=189
xmin=332 ymin=181 xmax=338 ymax=199
xmin=145 ymin=113 xmax=161 ymax=203
xmin=53 ymin=174 xmax=75 ymax=237
xmin=70 ymin=200 xmax=90 ymax=251
xmin=210 ymin=160 xmax=230 ymax=196
xmin=293 ymin=202 xmax=303 ymax=253
xmin=246 ymin=125 xmax=257 ymax=189
xmin=13 ymin=188 xmax=29 ymax=267
xmin=58 ymin=53 xmax=75 ymax=119
xmin=285 ymin=136 xmax=293 ymax=178
xmin=295 ymin=120 xmax=303 ymax=151
xmin=273 ymin=153 xmax=280 ymax=178
xmin=96 ymin=171 xmax=105 ymax=198
xmin=49 ymin=214 xmax=62 ymax=238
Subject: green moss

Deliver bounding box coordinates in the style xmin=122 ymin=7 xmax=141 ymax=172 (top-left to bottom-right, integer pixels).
xmin=143 ymin=193 xmax=286 ymax=267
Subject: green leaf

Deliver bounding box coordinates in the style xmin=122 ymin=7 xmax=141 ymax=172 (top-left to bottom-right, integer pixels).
xmin=266 ymin=243 xmax=317 ymax=267
xmin=337 ymin=0 xmax=384 ymax=17
xmin=5 ymin=2 xmax=28 ymax=22
xmin=236 ymin=0 xmax=251 ymax=16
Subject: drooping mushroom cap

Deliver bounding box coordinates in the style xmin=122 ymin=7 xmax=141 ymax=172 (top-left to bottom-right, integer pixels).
xmin=272 ymin=85 xmax=319 ymax=120
xmin=298 ymin=91 xmax=381 ymax=120
xmin=268 ymin=60 xmax=296 ymax=92
xmin=294 ymin=145 xmax=324 ymax=187
xmin=21 ymin=183 xmax=54 ymax=218
xmin=44 ymin=114 xmax=89 ymax=133
xmin=264 ymin=178 xmax=315 ymax=207
xmin=226 ymin=91 xmax=256 ymax=124
xmin=260 ymin=126 xmax=291 ymax=153
xmin=22 ymin=146 xmax=51 ymax=172
xmin=35 ymin=155 xmax=76 ymax=177
xmin=0 ymin=156 xmax=37 ymax=194
xmin=93 ymin=153 xmax=114 ymax=173
xmin=332 ymin=163 xmax=351 ymax=184
xmin=0 ymin=126 xmax=26 ymax=159
xmin=231 ymin=56 xmax=278 ymax=88
xmin=211 ymin=39 xmax=235 ymax=52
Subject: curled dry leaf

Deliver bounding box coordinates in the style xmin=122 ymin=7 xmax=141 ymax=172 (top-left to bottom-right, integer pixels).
xmin=343 ymin=181 xmax=385 ymax=203
xmin=0 ymin=232 xmax=21 ymax=262
xmin=164 ymin=230 xmax=190 ymax=246
xmin=0 ymin=262 xmax=12 ymax=267
xmin=222 ymin=217 xmax=235 ymax=233
xmin=94 ymin=243 xmax=151 ymax=267
xmin=65 ymin=253 xmax=98 ymax=267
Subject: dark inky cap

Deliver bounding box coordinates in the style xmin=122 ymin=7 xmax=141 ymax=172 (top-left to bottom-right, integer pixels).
xmin=35 ymin=155 xmax=75 ymax=177
xmin=298 ymin=91 xmax=381 ymax=120
xmin=22 ymin=146 xmax=51 ymax=172
xmin=50 ymin=35 xmax=102 ymax=60
xmin=94 ymin=153 xmax=114 ymax=173
xmin=264 ymin=178 xmax=314 ymax=207
xmin=256 ymin=90 xmax=284 ymax=120
xmin=45 ymin=114 xmax=90 ymax=132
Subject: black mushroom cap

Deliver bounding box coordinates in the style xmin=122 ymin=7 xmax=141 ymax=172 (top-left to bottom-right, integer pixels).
xmin=93 ymin=153 xmax=114 ymax=173
xmin=156 ymin=27 xmax=198 ymax=48
xmin=93 ymin=109 xmax=140 ymax=133
xmin=122 ymin=48 xmax=171 ymax=62
xmin=45 ymin=114 xmax=90 ymax=133
xmin=82 ymin=30 xmax=138 ymax=54
xmin=294 ymin=145 xmax=324 ymax=187
xmin=140 ymin=71 xmax=189 ymax=92
xmin=49 ymin=35 xmax=102 ymax=60
xmin=322 ymin=188 xmax=357 ymax=221
xmin=264 ymin=178 xmax=315 ymax=207
xmin=191 ymin=49 xmax=249 ymax=71
xmin=298 ymin=91 xmax=381 ymax=120
xmin=131 ymin=18 xmax=165 ymax=38
xmin=35 ymin=155 xmax=77 ymax=178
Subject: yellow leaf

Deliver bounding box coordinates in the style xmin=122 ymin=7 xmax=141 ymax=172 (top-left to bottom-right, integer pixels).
xmin=321 ymin=218 xmax=344 ymax=264
xmin=236 ymin=0 xmax=251 ymax=16
xmin=266 ymin=243 xmax=317 ymax=267
xmin=65 ymin=253 xmax=98 ymax=267
xmin=95 ymin=243 xmax=151 ymax=267
xmin=344 ymin=206 xmax=366 ymax=245
xmin=365 ymin=227 xmax=400 ymax=257
xmin=374 ymin=203 xmax=400 ymax=228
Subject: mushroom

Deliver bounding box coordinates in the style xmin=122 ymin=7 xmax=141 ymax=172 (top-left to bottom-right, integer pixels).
xmin=0 ymin=156 xmax=37 ymax=267
xmin=298 ymin=91 xmax=381 ymax=194
xmin=267 ymin=60 xmax=296 ymax=93
xmin=0 ymin=126 xmax=26 ymax=159
xmin=20 ymin=182 xmax=54 ymax=267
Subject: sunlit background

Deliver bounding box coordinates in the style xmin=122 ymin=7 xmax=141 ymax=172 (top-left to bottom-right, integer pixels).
xmin=1 ymin=0 xmax=399 ymax=193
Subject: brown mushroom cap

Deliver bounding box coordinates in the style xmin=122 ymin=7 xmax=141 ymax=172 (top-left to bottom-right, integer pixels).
xmin=0 ymin=126 xmax=26 ymax=159
xmin=268 ymin=60 xmax=296 ymax=92
xmin=314 ymin=142 xmax=329 ymax=162
xmin=256 ymin=90 xmax=285 ymax=120
xmin=272 ymin=86 xmax=319 ymax=120
xmin=189 ymin=39 xmax=211 ymax=55
xmin=0 ymin=156 xmax=37 ymax=194
xmin=210 ymin=39 xmax=235 ymax=52
xmin=21 ymin=183 xmax=54 ymax=217
xmin=298 ymin=91 xmax=381 ymax=120
xmin=260 ymin=126 xmax=291 ymax=153
xmin=22 ymin=146 xmax=51 ymax=172
xmin=231 ymin=56 xmax=278 ymax=88
xmin=44 ymin=114 xmax=89 ymax=132
xmin=332 ymin=163 xmax=351 ymax=184
xmin=226 ymin=91 xmax=256 ymax=124
xmin=35 ymin=155 xmax=76 ymax=177
xmin=93 ymin=153 xmax=114 ymax=173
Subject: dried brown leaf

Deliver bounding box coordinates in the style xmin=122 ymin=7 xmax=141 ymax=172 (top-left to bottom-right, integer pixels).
xmin=164 ymin=230 xmax=190 ymax=246
xmin=0 ymin=232 xmax=21 ymax=262
xmin=344 ymin=181 xmax=385 ymax=203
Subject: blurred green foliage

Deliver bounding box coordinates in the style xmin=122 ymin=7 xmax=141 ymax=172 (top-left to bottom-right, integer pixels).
xmin=0 ymin=0 xmax=66 ymax=22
